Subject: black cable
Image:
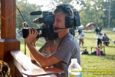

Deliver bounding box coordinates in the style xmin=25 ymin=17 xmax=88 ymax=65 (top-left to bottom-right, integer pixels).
xmin=16 ymin=7 xmax=26 ymax=22
xmin=16 ymin=6 xmax=27 ymax=55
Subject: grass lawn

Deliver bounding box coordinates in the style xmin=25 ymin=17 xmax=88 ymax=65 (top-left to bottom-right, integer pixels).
xmin=80 ymin=30 xmax=115 ymax=77
xmin=20 ymin=29 xmax=115 ymax=77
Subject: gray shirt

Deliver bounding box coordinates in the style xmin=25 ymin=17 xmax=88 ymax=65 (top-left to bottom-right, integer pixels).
xmin=40 ymin=33 xmax=80 ymax=77
xmin=53 ymin=33 xmax=80 ymax=77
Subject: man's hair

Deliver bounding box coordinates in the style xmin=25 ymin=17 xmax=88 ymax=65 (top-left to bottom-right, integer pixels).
xmin=54 ymin=4 xmax=74 ymax=17
xmin=54 ymin=4 xmax=75 ymax=28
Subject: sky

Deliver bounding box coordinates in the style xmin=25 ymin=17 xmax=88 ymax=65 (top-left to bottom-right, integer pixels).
xmin=27 ymin=0 xmax=52 ymax=5
xmin=27 ymin=0 xmax=56 ymax=11
xmin=18 ymin=0 xmax=81 ymax=11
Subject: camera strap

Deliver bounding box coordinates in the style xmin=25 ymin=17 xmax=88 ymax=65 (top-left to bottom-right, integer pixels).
xmin=56 ymin=33 xmax=68 ymax=50
xmin=17 ymin=7 xmax=26 ymax=22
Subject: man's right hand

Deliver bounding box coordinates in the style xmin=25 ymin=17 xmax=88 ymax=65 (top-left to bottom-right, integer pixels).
xmin=25 ymin=28 xmax=39 ymax=46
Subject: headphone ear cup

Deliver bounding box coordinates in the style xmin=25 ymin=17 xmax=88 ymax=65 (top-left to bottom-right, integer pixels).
xmin=65 ymin=16 xmax=74 ymax=28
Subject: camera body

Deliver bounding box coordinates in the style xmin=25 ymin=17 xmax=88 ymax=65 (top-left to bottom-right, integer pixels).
xmin=22 ymin=11 xmax=58 ymax=40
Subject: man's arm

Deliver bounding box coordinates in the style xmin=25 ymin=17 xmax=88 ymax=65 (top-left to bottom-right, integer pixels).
xmin=25 ymin=29 xmax=60 ymax=67
xmin=26 ymin=43 xmax=60 ymax=67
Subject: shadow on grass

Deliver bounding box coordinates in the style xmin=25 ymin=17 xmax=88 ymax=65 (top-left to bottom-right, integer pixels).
xmin=102 ymin=54 xmax=115 ymax=60
xmin=89 ymin=54 xmax=115 ymax=60
xmin=81 ymin=53 xmax=115 ymax=60
xmin=108 ymin=46 xmax=115 ymax=48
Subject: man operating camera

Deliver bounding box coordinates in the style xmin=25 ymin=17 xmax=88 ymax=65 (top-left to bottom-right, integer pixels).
xmin=25 ymin=4 xmax=80 ymax=77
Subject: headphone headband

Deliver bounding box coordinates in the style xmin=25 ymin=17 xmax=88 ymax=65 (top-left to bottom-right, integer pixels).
xmin=54 ymin=4 xmax=74 ymax=17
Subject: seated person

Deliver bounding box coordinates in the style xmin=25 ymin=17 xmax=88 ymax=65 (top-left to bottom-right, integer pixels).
xmin=102 ymin=33 xmax=110 ymax=46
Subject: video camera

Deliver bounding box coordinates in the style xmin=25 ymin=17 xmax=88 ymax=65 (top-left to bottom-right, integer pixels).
xmin=22 ymin=11 xmax=58 ymax=40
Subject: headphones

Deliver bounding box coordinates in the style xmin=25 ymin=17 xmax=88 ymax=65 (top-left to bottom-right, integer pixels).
xmin=54 ymin=4 xmax=75 ymax=28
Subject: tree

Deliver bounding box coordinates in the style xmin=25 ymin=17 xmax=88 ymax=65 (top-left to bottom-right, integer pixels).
xmin=103 ymin=0 xmax=115 ymax=27
xmin=110 ymin=0 xmax=115 ymax=27
xmin=54 ymin=0 xmax=71 ymax=3
xmin=79 ymin=0 xmax=105 ymax=27
xmin=16 ymin=0 xmax=40 ymax=30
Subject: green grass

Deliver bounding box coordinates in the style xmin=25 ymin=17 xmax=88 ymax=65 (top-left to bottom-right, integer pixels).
xmin=80 ymin=30 xmax=115 ymax=77
xmin=20 ymin=29 xmax=115 ymax=77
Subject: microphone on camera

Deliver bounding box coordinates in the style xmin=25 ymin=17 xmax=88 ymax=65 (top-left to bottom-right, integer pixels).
xmin=30 ymin=11 xmax=42 ymax=15
xmin=33 ymin=18 xmax=43 ymax=23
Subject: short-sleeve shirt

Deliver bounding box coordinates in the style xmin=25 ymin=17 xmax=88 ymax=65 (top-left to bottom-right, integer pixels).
xmin=40 ymin=33 xmax=80 ymax=77
xmin=53 ymin=33 xmax=80 ymax=77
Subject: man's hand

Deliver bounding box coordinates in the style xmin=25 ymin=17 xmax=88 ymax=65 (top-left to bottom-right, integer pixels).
xmin=25 ymin=28 xmax=39 ymax=46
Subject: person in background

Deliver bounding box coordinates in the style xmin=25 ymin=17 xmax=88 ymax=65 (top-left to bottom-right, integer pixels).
xmin=78 ymin=29 xmax=85 ymax=47
xmin=69 ymin=28 xmax=76 ymax=36
xmin=95 ymin=26 xmax=102 ymax=34
xmin=96 ymin=32 xmax=103 ymax=48
xmin=102 ymin=33 xmax=110 ymax=46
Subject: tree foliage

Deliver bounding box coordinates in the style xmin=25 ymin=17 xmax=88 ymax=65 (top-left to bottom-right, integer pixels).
xmin=16 ymin=0 xmax=40 ymax=30
xmin=79 ymin=0 xmax=105 ymax=27
xmin=16 ymin=0 xmax=115 ymax=29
